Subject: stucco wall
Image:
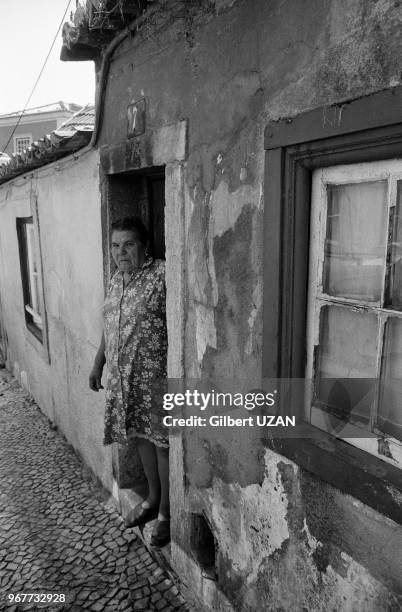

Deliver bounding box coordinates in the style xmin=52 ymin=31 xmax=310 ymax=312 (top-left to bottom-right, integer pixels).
xmin=0 ymin=149 xmax=114 ymax=491
xmin=95 ymin=0 xmax=402 ymax=609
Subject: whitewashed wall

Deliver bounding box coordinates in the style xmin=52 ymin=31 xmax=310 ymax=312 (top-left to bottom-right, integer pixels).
xmin=0 ymin=149 xmax=114 ymax=491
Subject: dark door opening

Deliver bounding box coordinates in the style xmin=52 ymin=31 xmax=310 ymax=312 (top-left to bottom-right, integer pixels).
xmin=106 ymin=166 xmax=166 ymax=491
xmin=108 ymin=166 xmax=165 ymax=264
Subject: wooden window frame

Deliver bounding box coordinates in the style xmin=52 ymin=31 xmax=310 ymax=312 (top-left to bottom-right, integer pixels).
xmin=307 ymin=161 xmax=402 ymax=465
xmin=16 ymin=217 xmax=43 ymax=342
xmin=263 ymin=86 xmax=402 ymax=525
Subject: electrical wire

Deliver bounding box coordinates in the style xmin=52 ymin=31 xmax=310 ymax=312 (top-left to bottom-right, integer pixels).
xmin=0 ymin=0 xmax=73 ymax=154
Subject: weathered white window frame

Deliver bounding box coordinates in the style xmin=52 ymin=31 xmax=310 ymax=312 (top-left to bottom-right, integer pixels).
xmin=24 ymin=222 xmax=43 ymax=330
xmin=263 ymin=86 xmax=402 ymax=524
xmin=17 ymin=217 xmax=45 ymax=344
xmin=306 ymin=160 xmax=402 ymax=467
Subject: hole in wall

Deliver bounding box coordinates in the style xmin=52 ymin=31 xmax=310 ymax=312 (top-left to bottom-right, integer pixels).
xmin=190 ymin=513 xmax=218 ymax=580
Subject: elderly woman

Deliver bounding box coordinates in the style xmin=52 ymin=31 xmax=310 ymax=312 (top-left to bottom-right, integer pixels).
xmin=89 ymin=216 xmax=169 ymax=546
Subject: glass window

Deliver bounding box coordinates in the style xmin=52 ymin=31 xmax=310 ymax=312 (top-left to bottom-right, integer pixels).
xmin=307 ymin=160 xmax=402 ymax=465
xmin=16 ymin=217 xmax=43 ymax=340
xmin=324 ymin=181 xmax=388 ymax=301
xmin=14 ymin=136 xmax=32 ymax=154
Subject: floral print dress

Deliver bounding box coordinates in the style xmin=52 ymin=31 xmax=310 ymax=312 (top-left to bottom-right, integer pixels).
xmin=103 ymin=257 xmax=168 ymax=447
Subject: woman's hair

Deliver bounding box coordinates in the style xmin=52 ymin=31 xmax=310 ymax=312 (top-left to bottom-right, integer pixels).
xmin=111 ymin=216 xmax=150 ymax=246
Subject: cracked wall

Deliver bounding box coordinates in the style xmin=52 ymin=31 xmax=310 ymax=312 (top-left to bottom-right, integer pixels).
xmin=97 ymin=0 xmax=402 ymax=609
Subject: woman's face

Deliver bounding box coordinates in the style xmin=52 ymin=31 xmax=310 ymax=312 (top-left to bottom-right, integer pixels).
xmin=111 ymin=229 xmax=146 ymax=274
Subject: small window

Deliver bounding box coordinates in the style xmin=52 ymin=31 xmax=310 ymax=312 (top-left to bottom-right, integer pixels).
xmin=16 ymin=217 xmax=43 ymax=341
xmin=306 ymin=159 xmax=402 ymax=465
xmin=14 ymin=135 xmax=32 ymax=154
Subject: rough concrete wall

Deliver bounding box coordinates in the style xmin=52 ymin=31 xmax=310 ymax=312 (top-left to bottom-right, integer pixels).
xmin=193 ymin=447 xmax=401 ymax=611
xmin=0 ymin=150 xmax=114 ymax=492
xmin=97 ymin=0 xmax=402 ymax=609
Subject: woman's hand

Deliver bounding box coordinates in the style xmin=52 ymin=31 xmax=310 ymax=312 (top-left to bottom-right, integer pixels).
xmin=89 ymin=363 xmax=104 ymax=391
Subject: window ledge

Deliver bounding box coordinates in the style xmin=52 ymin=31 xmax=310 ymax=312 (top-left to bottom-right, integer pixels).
xmin=263 ymin=422 xmax=402 ymax=525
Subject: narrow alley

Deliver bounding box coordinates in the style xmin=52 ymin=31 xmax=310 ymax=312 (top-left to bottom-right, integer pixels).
xmin=0 ymin=369 xmax=191 ymax=612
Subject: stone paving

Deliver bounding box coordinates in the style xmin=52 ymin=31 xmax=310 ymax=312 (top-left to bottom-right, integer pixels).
xmin=0 ymin=369 xmax=192 ymax=611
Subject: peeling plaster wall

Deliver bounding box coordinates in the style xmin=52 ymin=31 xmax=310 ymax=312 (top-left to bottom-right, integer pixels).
xmin=0 ymin=150 xmax=114 ymax=491
xmin=97 ymin=0 xmax=402 ymax=608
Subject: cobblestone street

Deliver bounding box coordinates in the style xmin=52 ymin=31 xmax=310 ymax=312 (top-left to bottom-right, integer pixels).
xmin=0 ymin=369 xmax=191 ymax=611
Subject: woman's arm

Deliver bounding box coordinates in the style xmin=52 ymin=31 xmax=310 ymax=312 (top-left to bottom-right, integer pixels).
xmin=89 ymin=332 xmax=106 ymax=391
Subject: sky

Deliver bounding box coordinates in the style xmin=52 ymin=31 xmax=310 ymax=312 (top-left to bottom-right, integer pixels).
xmin=0 ymin=0 xmax=95 ymax=115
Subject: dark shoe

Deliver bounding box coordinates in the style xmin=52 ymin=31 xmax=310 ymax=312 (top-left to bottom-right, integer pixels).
xmin=150 ymin=519 xmax=170 ymax=547
xmin=124 ymin=503 xmax=158 ymax=528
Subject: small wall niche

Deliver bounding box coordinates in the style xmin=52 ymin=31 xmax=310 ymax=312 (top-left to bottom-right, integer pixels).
xmin=190 ymin=513 xmax=217 ymax=580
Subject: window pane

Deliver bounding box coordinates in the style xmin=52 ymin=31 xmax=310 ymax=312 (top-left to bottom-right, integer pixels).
xmin=15 ymin=138 xmax=31 ymax=154
xmin=385 ymin=182 xmax=402 ymax=310
xmin=324 ymin=181 xmax=388 ymax=301
xmin=27 ymin=225 xmax=38 ymax=273
xmin=378 ymin=317 xmax=402 ymax=441
xmin=33 ymin=276 xmax=41 ymax=316
xmin=26 ymin=224 xmax=38 ymax=311
xmin=314 ymin=305 xmax=378 ymax=425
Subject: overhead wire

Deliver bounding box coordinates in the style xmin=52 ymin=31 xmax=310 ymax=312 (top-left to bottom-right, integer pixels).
xmin=0 ymin=0 xmax=73 ymax=154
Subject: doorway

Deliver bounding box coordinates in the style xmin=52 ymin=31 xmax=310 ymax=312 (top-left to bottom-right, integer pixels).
xmin=108 ymin=166 xmax=165 ymax=262
xmin=106 ymin=166 xmax=166 ymax=492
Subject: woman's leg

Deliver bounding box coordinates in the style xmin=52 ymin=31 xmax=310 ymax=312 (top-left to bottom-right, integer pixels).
xmin=136 ymin=438 xmax=160 ymax=508
xmin=156 ymin=446 xmax=169 ymax=520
